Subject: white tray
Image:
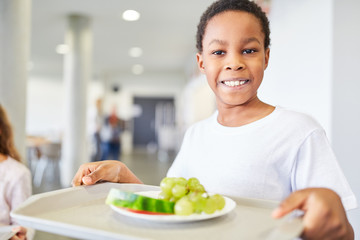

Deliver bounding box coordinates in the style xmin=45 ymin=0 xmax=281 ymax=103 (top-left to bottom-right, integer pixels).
xmin=11 ymin=183 xmax=303 ymax=240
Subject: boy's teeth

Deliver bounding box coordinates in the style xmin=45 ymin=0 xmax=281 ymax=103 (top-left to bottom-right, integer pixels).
xmin=224 ymin=80 xmax=247 ymax=86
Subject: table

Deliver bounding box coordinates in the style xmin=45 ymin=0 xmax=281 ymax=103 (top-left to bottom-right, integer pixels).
xmin=26 ymin=136 xmax=51 ymax=170
xmin=26 ymin=136 xmax=62 ymax=187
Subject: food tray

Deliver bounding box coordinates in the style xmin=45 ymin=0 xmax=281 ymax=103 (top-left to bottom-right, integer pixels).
xmin=11 ymin=183 xmax=303 ymax=240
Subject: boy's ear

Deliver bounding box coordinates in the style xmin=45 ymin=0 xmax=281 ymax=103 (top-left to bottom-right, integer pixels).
xmin=196 ymin=53 xmax=205 ymax=73
xmin=264 ymin=48 xmax=270 ymax=70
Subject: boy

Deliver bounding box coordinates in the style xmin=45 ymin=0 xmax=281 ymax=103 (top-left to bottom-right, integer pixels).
xmin=73 ymin=0 xmax=357 ymax=239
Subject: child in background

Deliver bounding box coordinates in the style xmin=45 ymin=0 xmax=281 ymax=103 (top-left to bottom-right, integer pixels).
xmin=0 ymin=104 xmax=34 ymax=240
xmin=72 ymin=0 xmax=357 ymax=239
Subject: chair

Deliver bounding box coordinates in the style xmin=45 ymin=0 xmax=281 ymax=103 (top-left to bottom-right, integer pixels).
xmin=33 ymin=142 xmax=62 ymax=187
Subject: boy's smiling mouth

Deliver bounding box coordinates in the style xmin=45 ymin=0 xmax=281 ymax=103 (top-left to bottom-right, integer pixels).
xmin=221 ymin=79 xmax=250 ymax=87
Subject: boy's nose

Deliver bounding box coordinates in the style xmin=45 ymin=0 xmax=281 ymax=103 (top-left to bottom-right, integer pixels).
xmin=224 ymin=57 xmax=244 ymax=71
xmin=225 ymin=65 xmax=243 ymax=71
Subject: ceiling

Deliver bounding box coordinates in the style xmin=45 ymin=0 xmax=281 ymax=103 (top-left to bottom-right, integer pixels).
xmin=30 ymin=0 xmax=215 ymax=78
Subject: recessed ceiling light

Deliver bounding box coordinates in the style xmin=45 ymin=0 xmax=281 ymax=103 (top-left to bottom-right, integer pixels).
xmin=132 ymin=64 xmax=144 ymax=75
xmin=56 ymin=44 xmax=69 ymax=54
xmin=128 ymin=47 xmax=143 ymax=58
xmin=122 ymin=10 xmax=140 ymax=21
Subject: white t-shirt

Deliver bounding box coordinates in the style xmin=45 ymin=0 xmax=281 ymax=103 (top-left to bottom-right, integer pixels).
xmin=167 ymin=106 xmax=357 ymax=210
xmin=0 ymin=157 xmax=34 ymax=239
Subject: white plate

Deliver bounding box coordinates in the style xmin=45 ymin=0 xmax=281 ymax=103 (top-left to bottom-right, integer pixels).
xmin=110 ymin=191 xmax=236 ymax=223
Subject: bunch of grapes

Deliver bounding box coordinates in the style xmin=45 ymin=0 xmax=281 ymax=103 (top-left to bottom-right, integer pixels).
xmin=158 ymin=177 xmax=225 ymax=216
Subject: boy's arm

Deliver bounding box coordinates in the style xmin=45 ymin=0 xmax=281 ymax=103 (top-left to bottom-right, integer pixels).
xmin=72 ymin=160 xmax=143 ymax=186
xmin=272 ymin=188 xmax=354 ymax=240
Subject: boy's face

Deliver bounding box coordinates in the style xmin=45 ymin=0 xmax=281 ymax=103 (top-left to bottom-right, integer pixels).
xmin=197 ymin=11 xmax=270 ymax=109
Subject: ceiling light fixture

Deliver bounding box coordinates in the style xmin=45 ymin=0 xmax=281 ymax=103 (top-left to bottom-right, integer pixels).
xmin=132 ymin=64 xmax=144 ymax=75
xmin=122 ymin=10 xmax=140 ymax=21
xmin=128 ymin=47 xmax=143 ymax=58
xmin=56 ymin=44 xmax=69 ymax=54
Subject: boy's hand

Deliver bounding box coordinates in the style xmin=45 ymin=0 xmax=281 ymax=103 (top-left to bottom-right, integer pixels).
xmin=72 ymin=160 xmax=142 ymax=186
xmin=11 ymin=226 xmax=27 ymax=240
xmin=272 ymin=188 xmax=354 ymax=240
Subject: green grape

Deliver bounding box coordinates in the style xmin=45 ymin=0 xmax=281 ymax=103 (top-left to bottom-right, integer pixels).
xmin=187 ymin=177 xmax=200 ymax=190
xmin=160 ymin=177 xmax=175 ymax=195
xmin=192 ymin=184 xmax=206 ymax=193
xmin=175 ymin=177 xmax=187 ymax=186
xmin=172 ymin=184 xmax=187 ymax=198
xmin=188 ymin=192 xmax=206 ymax=213
xmin=203 ymin=197 xmax=217 ymax=214
xmin=169 ymin=196 xmax=180 ymax=202
xmin=158 ymin=191 xmax=171 ymax=201
xmin=211 ymin=194 xmax=226 ymax=210
xmin=158 ymin=176 xmax=225 ymax=216
xmin=174 ymin=197 xmax=194 ymax=216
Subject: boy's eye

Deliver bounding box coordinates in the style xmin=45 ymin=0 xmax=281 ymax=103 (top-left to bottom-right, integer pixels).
xmin=212 ymin=50 xmax=225 ymax=55
xmin=243 ymin=49 xmax=256 ymax=54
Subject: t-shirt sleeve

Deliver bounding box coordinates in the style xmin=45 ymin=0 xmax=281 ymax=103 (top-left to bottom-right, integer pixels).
xmin=291 ymin=129 xmax=358 ymax=210
xmin=8 ymin=168 xmax=32 ymax=225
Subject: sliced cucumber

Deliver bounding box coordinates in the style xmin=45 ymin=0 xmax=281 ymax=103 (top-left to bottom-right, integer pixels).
xmin=106 ymin=188 xmax=175 ymax=214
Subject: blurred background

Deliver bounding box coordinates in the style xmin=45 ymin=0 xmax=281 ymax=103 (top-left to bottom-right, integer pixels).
xmin=1 ymin=0 xmax=360 ymax=239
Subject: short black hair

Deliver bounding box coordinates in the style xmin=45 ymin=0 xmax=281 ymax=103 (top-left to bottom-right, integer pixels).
xmin=196 ymin=0 xmax=270 ymax=53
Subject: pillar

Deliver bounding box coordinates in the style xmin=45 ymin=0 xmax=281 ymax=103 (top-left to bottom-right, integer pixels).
xmin=0 ymin=0 xmax=31 ymax=163
xmin=61 ymin=14 xmax=92 ymax=187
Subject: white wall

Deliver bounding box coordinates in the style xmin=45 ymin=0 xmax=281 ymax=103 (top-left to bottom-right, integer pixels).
xmin=26 ymin=76 xmax=104 ymax=138
xmin=260 ymin=0 xmax=333 ymax=138
xmin=26 ymin=76 xmax=64 ymax=138
xmin=332 ymin=0 xmax=360 ymax=236
xmin=180 ymin=74 xmax=216 ymax=130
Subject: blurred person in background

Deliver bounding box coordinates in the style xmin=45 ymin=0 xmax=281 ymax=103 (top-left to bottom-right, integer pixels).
xmin=0 ymin=104 xmax=34 ymax=240
xmin=100 ymin=105 xmax=124 ymax=161
xmin=88 ymin=98 xmax=104 ymax=162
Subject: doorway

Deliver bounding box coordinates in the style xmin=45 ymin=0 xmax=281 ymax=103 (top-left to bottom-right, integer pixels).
xmin=133 ymin=97 xmax=175 ymax=148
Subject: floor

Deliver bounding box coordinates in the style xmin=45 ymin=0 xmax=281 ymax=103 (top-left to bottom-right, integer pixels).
xmin=31 ymin=148 xmax=175 ymax=240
